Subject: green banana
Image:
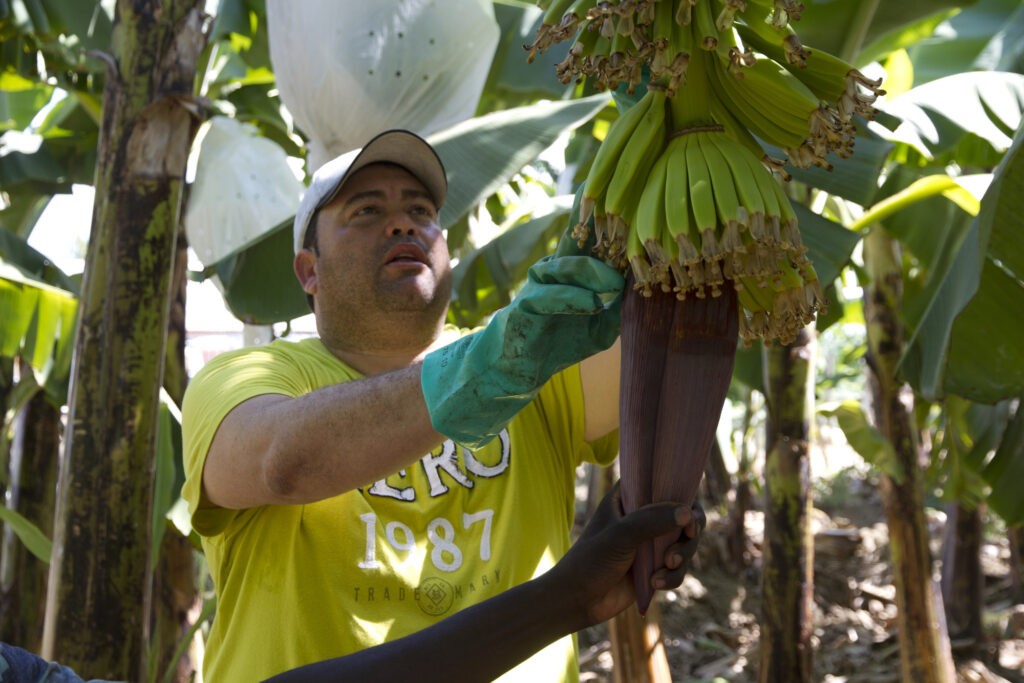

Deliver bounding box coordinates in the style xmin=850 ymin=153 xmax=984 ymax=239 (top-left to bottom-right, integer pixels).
xmin=698 ymin=131 xmax=746 ymax=279
xmin=684 ymin=132 xmax=718 ymax=250
xmin=744 ymin=149 xmax=784 ymax=247
xmin=714 ymin=0 xmax=749 ymax=33
xmin=733 ymin=57 xmax=822 ymax=129
xmin=734 ymin=12 xmax=810 ymax=67
xmin=705 ymin=50 xmax=810 ymax=152
xmin=664 ymin=135 xmax=703 ymax=295
xmin=579 ymin=89 xmax=657 ymax=237
xmin=604 ymin=90 xmax=669 ymax=255
xmin=650 ymin=0 xmax=677 ymax=80
xmin=697 ymin=130 xmax=742 ymax=231
xmin=633 ymin=147 xmax=672 ymax=294
xmin=523 ymin=0 xmax=876 ymax=345
xmin=716 ymin=129 xmax=768 ymax=234
xmin=744 ymin=0 xmax=804 ymax=28
xmin=675 ymin=0 xmax=695 ymax=26
xmin=693 ymin=0 xmax=720 ymax=51
xmin=735 ymin=19 xmax=883 ymax=118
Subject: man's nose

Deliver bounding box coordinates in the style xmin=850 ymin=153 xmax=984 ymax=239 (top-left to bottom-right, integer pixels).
xmin=387 ymin=210 xmax=421 ymax=237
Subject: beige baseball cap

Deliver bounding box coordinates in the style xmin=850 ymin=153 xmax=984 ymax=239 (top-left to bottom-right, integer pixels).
xmin=293 ymin=129 xmax=448 ymax=253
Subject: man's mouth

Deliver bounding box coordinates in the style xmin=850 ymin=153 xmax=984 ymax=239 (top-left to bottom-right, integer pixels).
xmin=384 ymin=243 xmax=428 ymax=266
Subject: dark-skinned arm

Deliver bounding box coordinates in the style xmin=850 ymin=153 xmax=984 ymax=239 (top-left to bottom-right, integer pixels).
xmin=263 ymin=486 xmax=704 ymax=683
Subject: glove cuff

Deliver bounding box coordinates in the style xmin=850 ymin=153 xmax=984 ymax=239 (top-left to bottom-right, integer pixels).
xmin=421 ymin=334 xmax=539 ymax=450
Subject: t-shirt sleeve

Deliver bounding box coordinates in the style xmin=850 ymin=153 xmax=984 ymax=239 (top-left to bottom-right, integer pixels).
xmin=180 ymin=346 xmax=311 ymax=537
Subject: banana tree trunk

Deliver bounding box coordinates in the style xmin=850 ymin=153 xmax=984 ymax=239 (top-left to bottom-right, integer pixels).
xmin=0 ymin=380 xmax=60 ymax=651
xmin=1010 ymin=524 xmax=1024 ymax=602
xmin=41 ymin=2 xmax=207 ymax=679
xmin=863 ymin=226 xmax=956 ymax=683
xmin=940 ymin=502 xmax=984 ymax=648
xmin=150 ymin=227 xmax=200 ymax=682
xmin=726 ymin=387 xmax=756 ymax=571
xmin=609 ymin=602 xmax=672 ymax=683
xmin=0 ymin=355 xmax=14 ymax=599
xmin=701 ymin=438 xmax=731 ymax=509
xmin=759 ymin=327 xmax=815 ymax=683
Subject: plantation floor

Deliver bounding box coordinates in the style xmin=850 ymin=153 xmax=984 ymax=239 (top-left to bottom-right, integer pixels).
xmin=577 ymin=479 xmax=1024 ymax=683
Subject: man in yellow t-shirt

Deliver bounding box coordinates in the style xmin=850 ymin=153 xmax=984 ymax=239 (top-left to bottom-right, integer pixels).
xmin=182 ymin=129 xmax=699 ymax=682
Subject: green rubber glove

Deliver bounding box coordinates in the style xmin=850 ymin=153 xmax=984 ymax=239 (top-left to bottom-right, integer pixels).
xmin=422 ymin=254 xmax=624 ymax=450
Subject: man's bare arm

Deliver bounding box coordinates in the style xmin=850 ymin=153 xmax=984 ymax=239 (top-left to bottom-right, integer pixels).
xmin=202 ymin=363 xmax=444 ymax=509
xmin=580 ymin=337 xmax=621 ymax=442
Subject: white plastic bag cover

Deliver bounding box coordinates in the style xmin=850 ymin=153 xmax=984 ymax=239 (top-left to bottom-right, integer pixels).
xmin=266 ymin=0 xmax=499 ymax=171
xmin=184 ymin=116 xmax=304 ymax=266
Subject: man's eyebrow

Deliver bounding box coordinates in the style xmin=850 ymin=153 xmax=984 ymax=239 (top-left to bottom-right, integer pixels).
xmin=342 ymin=189 xmax=386 ymax=208
xmin=402 ymin=188 xmax=435 ymax=203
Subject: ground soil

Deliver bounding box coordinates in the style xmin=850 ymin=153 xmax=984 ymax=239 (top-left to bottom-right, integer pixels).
xmin=577 ymin=479 xmax=1024 ymax=683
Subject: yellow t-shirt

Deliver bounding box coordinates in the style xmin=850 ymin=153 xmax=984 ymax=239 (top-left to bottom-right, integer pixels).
xmin=181 ymin=336 xmax=618 ymax=683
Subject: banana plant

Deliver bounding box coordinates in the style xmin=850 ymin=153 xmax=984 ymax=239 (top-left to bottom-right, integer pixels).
xmin=2 ymin=0 xmax=1022 ymax=680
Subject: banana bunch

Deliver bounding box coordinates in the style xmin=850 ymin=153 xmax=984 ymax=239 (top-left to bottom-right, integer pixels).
xmin=625 ymin=126 xmax=823 ymax=345
xmin=528 ymin=0 xmax=884 ymax=612
xmin=529 ymin=0 xmax=884 ymax=170
xmin=530 ymin=0 xmax=883 ymax=345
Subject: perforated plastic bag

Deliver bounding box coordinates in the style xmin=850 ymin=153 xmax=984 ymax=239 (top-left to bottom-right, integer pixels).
xmin=266 ymin=0 xmax=499 ymax=170
xmin=184 ymin=116 xmax=304 ymax=267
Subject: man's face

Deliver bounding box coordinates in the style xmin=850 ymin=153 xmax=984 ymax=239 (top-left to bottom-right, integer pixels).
xmin=299 ymin=162 xmax=452 ymax=331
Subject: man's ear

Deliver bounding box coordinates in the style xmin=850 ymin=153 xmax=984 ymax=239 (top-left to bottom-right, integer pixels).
xmin=294 ymin=250 xmax=318 ymax=295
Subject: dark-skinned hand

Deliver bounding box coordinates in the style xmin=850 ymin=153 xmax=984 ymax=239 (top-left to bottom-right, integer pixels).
xmin=543 ymin=481 xmax=706 ymax=629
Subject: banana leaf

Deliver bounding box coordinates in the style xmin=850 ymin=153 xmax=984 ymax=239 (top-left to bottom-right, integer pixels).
xmin=0 ymin=262 xmax=77 ymax=392
xmin=35 ymin=0 xmax=113 ymax=50
xmin=820 ymin=400 xmax=905 ymax=484
xmin=862 ymin=73 xmax=1024 ymax=402
xmin=448 ymin=195 xmax=573 ymax=328
xmin=786 ymin=0 xmax=974 ymax=63
xmin=482 ymin=0 xmax=572 ymax=108
xmin=879 ymin=71 xmax=1024 ymax=168
xmin=0 ymin=228 xmax=78 ymax=395
xmin=979 ymin=403 xmax=1024 ymax=524
xmin=898 ymin=0 xmax=1024 ymax=84
xmin=0 ymin=84 xmax=53 ymax=132
xmin=0 ymin=506 xmax=51 ymax=563
xmin=151 ymin=391 xmax=185 ymax=571
xmin=779 ymin=124 xmax=894 ymax=207
xmin=903 ymin=121 xmax=1024 ymax=403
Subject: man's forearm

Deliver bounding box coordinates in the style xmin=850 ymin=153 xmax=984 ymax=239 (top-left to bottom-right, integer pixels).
xmin=204 ymin=363 xmax=445 ymax=509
